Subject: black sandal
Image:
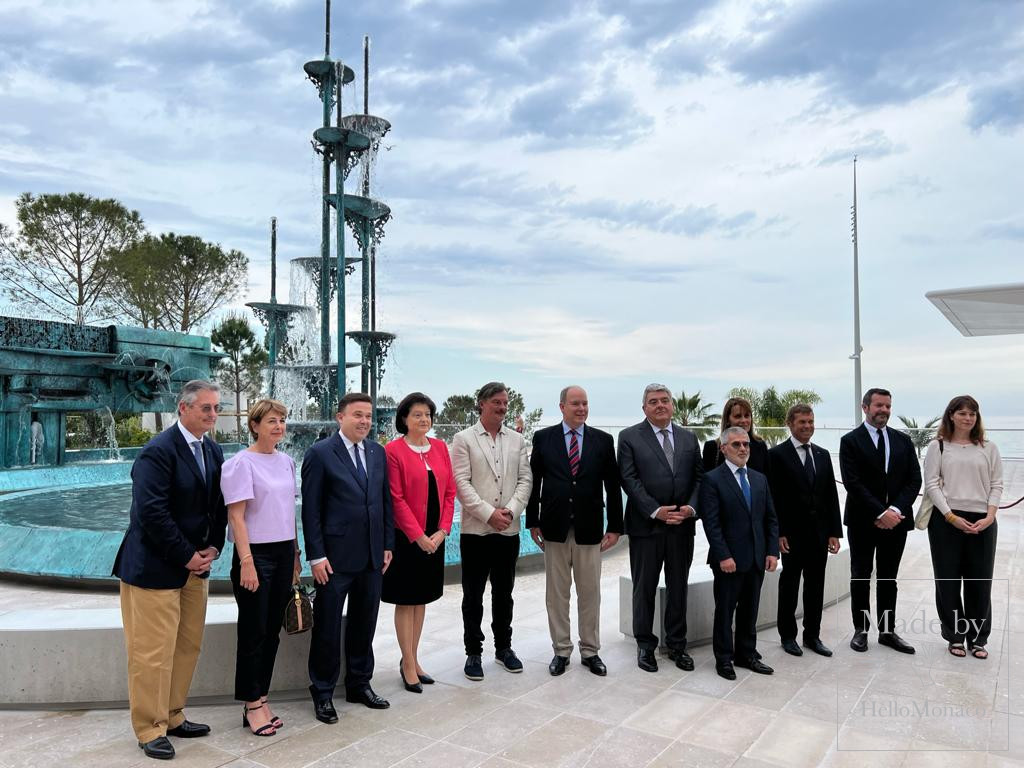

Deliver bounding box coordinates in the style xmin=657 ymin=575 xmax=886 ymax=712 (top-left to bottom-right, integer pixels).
xmin=970 ymin=645 xmax=988 ymax=659
xmin=261 ymin=697 xmax=283 ymax=729
xmin=947 ymin=643 xmax=966 ymax=657
xmin=242 ymin=703 xmax=277 ymax=736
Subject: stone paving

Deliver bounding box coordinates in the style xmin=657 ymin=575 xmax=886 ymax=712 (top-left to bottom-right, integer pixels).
xmin=1 ymin=460 xmax=1023 ymax=768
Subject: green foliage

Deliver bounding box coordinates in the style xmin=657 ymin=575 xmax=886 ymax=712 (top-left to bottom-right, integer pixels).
xmin=211 ymin=315 xmax=268 ymax=441
xmin=671 ymin=390 xmax=719 ymax=441
xmin=897 ymin=415 xmax=941 ymax=458
xmin=66 ymin=412 xmax=153 ymax=450
xmin=433 ymin=387 xmax=543 ymax=442
xmin=0 ymin=192 xmax=144 ymax=325
xmin=726 ymin=386 xmax=823 ymax=445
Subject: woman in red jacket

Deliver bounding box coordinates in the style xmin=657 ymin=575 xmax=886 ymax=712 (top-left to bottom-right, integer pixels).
xmin=382 ymin=392 xmax=456 ymax=693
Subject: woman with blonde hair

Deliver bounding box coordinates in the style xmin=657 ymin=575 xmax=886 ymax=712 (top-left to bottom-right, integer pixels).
xmin=702 ymin=396 xmax=768 ymax=474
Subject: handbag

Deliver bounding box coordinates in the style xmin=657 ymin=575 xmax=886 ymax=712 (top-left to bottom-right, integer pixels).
xmin=915 ymin=439 xmax=943 ymax=530
xmin=283 ymin=583 xmax=314 ymax=634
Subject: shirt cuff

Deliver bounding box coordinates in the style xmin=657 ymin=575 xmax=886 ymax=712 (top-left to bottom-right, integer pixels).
xmin=650 ymin=508 xmax=660 ymax=519
xmin=310 ymin=557 xmax=327 ymax=565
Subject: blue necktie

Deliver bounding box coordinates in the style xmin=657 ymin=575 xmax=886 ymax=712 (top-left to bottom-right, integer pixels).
xmin=353 ymin=444 xmax=368 ymax=487
xmin=737 ymin=467 xmax=751 ymax=509
xmin=191 ymin=440 xmax=206 ymax=484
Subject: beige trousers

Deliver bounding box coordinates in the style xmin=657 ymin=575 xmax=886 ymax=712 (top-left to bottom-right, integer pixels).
xmin=544 ymin=529 xmax=602 ymax=658
xmin=120 ymin=574 xmax=208 ymax=742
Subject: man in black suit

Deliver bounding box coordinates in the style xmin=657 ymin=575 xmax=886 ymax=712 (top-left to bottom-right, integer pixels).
xmin=700 ymin=426 xmax=780 ymax=680
xmin=617 ymin=383 xmax=703 ymax=673
xmin=839 ymin=387 xmax=922 ymax=654
xmin=767 ymin=404 xmax=842 ymax=658
xmin=113 ymin=380 xmax=227 ymax=761
xmin=302 ymin=392 xmax=395 ymax=722
xmin=527 ymin=386 xmax=623 ymax=677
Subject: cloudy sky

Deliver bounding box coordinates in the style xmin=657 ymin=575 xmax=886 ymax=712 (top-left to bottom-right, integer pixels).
xmin=1 ymin=0 xmax=1023 ymax=427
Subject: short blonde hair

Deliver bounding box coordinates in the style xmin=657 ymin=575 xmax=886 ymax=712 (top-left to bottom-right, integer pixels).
xmin=248 ymin=398 xmax=288 ymax=438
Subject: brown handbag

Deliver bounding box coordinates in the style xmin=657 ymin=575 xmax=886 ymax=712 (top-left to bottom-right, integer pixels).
xmin=283 ymin=584 xmax=314 ymax=634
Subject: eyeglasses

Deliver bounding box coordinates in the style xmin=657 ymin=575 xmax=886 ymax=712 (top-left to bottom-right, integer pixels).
xmin=190 ymin=404 xmax=223 ymax=414
xmin=727 ymin=440 xmax=751 ymax=449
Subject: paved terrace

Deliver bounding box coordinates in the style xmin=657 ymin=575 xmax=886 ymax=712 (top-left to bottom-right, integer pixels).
xmin=1 ymin=460 xmax=1023 ymax=768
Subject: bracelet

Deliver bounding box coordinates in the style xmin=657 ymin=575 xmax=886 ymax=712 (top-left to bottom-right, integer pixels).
xmin=240 ymin=553 xmax=254 ymax=562
xmin=944 ymin=512 xmax=956 ymax=523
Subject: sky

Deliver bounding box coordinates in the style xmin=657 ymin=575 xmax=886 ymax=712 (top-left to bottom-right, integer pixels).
xmin=1 ymin=0 xmax=1023 ymax=427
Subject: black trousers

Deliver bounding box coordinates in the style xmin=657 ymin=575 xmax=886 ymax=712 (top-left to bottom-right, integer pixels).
xmin=848 ymin=524 xmax=908 ymax=632
xmin=712 ymin=566 xmax=764 ymax=663
xmin=928 ymin=510 xmax=998 ymax=646
xmin=460 ymin=533 xmax=520 ymax=655
xmin=308 ymin=535 xmax=382 ymax=700
xmin=777 ymin=533 xmax=828 ymax=642
xmin=231 ymin=540 xmax=295 ymax=702
xmin=628 ymin=533 xmax=695 ymax=651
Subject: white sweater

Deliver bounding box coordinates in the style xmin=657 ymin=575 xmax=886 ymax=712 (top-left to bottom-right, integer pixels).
xmin=923 ymin=439 xmax=1003 ymax=516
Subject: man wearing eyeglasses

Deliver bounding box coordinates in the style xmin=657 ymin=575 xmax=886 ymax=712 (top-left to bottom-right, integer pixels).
xmin=113 ymin=380 xmax=228 ymax=761
xmin=699 ymin=426 xmax=780 ymax=680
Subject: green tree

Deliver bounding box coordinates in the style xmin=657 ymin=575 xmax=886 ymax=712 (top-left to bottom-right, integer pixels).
xmin=433 ymin=387 xmax=543 ymax=442
xmin=726 ymin=386 xmax=823 ymax=445
xmin=0 ymin=192 xmax=144 ymax=324
xmin=211 ymin=315 xmax=268 ymax=441
xmin=672 ymin=390 xmax=719 ymax=441
xmin=898 ymin=415 xmax=941 ymax=458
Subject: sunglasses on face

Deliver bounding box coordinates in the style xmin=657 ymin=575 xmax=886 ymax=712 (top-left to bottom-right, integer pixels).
xmin=728 ymin=440 xmax=751 ymax=449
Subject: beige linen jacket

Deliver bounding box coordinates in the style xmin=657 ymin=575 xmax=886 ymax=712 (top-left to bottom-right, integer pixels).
xmin=451 ymin=421 xmax=533 ymax=536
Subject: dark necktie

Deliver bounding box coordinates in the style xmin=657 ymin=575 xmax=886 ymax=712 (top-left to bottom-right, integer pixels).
xmin=568 ymin=429 xmax=580 ymax=477
xmin=353 ymin=443 xmax=368 ymax=487
xmin=737 ymin=467 xmax=752 ymax=509
xmin=875 ymin=428 xmax=886 ymax=472
xmin=801 ymin=443 xmax=815 ymax=483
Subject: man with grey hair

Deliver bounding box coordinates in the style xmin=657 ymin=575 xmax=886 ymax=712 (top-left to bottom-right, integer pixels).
xmin=113 ymin=380 xmax=228 ymax=760
xmin=618 ymin=383 xmax=703 ymax=673
xmin=451 ymin=381 xmax=533 ymax=681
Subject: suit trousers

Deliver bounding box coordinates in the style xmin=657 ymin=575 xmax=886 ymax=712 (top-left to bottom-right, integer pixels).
xmin=777 ymin=533 xmax=829 ymax=642
xmin=712 ymin=566 xmax=764 ymax=663
xmin=927 ymin=510 xmax=998 ymax=646
xmin=629 ymin=533 xmax=695 ymax=651
xmin=847 ymin=524 xmax=908 ymax=632
xmin=460 ymin=533 xmax=520 ymax=655
xmin=120 ymin=573 xmax=208 ymax=743
xmin=544 ymin=528 xmax=602 ymax=658
xmin=231 ymin=540 xmax=295 ymax=701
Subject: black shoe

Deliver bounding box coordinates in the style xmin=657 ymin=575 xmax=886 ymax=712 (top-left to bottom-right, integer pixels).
xmin=878 ymin=632 xmax=916 ymax=654
xmin=495 ymin=648 xmax=524 ymax=673
xmin=804 ymin=638 xmax=833 ymax=657
xmin=310 ymin=685 xmax=338 ymax=724
xmin=781 ymin=639 xmax=803 ymax=656
xmin=716 ymin=661 xmax=736 ymax=680
xmin=400 ymin=667 xmax=423 ymax=693
xmin=418 ymin=672 xmax=435 ymax=685
xmin=668 ymin=649 xmax=695 ymax=671
xmin=345 ymin=686 xmax=390 ymax=709
xmin=138 ymin=736 xmax=175 ymax=760
xmin=166 ymin=720 xmax=210 ymax=738
xmin=581 ymin=655 xmax=607 ymax=676
xmin=735 ymin=657 xmax=774 ymax=675
xmin=753 ymin=649 xmax=763 ymax=660
xmin=850 ymin=630 xmax=868 ymax=652
xmin=637 ymin=648 xmax=658 ymax=673
xmin=548 ymin=655 xmax=570 ymax=676
xmin=464 ymin=654 xmax=484 ymax=681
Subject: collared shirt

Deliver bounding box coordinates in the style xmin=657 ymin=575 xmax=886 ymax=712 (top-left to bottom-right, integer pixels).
xmin=790 ymin=436 xmax=815 ymax=472
xmin=177 ymin=419 xmax=205 ymax=448
xmin=339 ymin=431 xmax=369 ymax=479
xmin=562 ymin=421 xmax=584 ymax=457
xmin=648 ymin=420 xmax=674 ymax=450
xmin=475 ymin=421 xmax=506 ymax=484
xmin=724 ymin=459 xmax=749 ymax=492
xmin=863 ymin=422 xmax=890 ymax=472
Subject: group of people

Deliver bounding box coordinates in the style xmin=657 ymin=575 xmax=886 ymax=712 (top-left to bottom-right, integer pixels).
xmin=112 ymin=379 xmax=1003 ymax=760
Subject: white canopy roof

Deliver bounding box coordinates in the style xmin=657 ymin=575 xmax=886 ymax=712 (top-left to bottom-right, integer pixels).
xmin=926 ymin=283 xmax=1024 ymax=336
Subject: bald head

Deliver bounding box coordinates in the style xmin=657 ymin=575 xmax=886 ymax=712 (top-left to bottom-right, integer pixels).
xmin=559 ymin=386 xmax=589 ymax=429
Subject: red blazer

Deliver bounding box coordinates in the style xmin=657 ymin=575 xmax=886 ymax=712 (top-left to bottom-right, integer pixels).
xmin=385 ymin=437 xmax=456 ymax=543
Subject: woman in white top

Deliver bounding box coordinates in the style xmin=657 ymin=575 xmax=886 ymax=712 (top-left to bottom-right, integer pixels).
xmin=924 ymin=394 xmax=1002 ymax=660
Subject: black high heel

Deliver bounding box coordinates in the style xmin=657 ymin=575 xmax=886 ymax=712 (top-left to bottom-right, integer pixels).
xmin=242 ymin=703 xmax=277 ymax=736
xmin=400 ymin=659 xmax=423 ymax=693
xmin=418 ymin=672 xmax=435 ymax=685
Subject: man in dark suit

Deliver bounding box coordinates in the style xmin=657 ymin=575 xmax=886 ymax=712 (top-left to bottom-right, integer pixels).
xmin=767 ymin=404 xmax=842 ymax=658
xmin=839 ymin=387 xmax=922 ymax=654
xmin=618 ymin=383 xmax=704 ymax=673
xmin=700 ymin=426 xmax=780 ymax=680
xmin=527 ymin=385 xmax=623 ymax=677
xmin=113 ymin=380 xmax=227 ymax=761
xmin=302 ymin=392 xmax=395 ymax=723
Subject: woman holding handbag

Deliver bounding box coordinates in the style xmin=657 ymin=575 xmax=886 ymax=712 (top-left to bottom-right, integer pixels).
xmin=221 ymin=399 xmax=301 ymax=735
xmin=924 ymin=395 xmax=1002 ymax=659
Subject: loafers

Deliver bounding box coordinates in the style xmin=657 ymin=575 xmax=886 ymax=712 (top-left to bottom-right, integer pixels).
xmin=668 ymin=649 xmax=694 ymax=671
xmin=637 ymin=648 xmax=658 ymax=673
xmin=345 ymin=686 xmax=390 ymax=709
xmin=166 ymin=719 xmax=210 ymax=738
xmin=735 ymin=657 xmax=774 ymax=675
xmin=495 ymin=648 xmax=524 ymax=673
xmin=850 ymin=630 xmax=868 ymax=652
xmin=464 ymin=654 xmax=484 ymax=681
xmin=781 ymin=639 xmax=803 ymax=656
xmin=312 ymin=700 xmax=338 ymax=724
xmin=716 ymin=661 xmax=736 ymax=680
xmin=878 ymin=632 xmax=915 ymax=654
xmin=549 ymin=655 xmax=570 ymax=676
xmin=804 ymin=638 xmax=833 ymax=657
xmin=138 ymin=736 xmax=175 ymax=760
xmin=581 ymin=655 xmax=607 ymax=676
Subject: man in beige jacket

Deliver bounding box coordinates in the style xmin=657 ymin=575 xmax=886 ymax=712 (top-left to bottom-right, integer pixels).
xmin=451 ymin=381 xmax=533 ymax=681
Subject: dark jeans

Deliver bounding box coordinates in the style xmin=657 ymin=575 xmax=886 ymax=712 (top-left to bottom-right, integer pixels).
xmin=231 ymin=540 xmax=295 ymax=702
xmin=848 ymin=524 xmax=908 ymax=633
xmin=461 ymin=533 xmax=520 ymax=655
xmin=928 ymin=509 xmax=997 ymax=646
xmin=777 ymin=533 xmax=828 ymax=642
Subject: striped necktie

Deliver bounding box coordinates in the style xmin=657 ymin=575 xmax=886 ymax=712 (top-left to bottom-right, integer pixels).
xmin=568 ymin=429 xmax=580 ymax=477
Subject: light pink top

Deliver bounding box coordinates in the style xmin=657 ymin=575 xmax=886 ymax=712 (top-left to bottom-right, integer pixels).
xmin=221 ymin=450 xmax=297 ymax=544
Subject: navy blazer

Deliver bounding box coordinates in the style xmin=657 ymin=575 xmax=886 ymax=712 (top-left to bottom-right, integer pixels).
xmin=112 ymin=425 xmax=227 ymax=589
xmin=699 ymin=463 xmax=779 ymax=572
xmin=767 ymin=440 xmax=843 ymax=542
xmin=301 ymin=433 xmax=395 ymax=573
xmin=839 ymin=424 xmax=922 ymax=532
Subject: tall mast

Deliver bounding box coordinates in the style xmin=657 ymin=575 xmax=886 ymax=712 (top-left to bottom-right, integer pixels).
xmin=850 ymin=156 xmax=863 ymax=426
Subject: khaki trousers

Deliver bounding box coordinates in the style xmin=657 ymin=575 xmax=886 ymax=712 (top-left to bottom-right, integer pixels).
xmin=544 ymin=529 xmax=602 ymax=658
xmin=120 ymin=574 xmax=208 ymax=742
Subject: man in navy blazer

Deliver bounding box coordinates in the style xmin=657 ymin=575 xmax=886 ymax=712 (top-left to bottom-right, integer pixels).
xmin=302 ymin=392 xmax=394 ymax=723
xmin=112 ymin=380 xmax=227 ymax=760
xmin=700 ymin=426 xmax=779 ymax=680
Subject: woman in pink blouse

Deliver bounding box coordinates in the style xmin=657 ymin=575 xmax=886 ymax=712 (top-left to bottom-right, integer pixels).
xmin=382 ymin=392 xmax=456 ymax=693
xmin=220 ymin=399 xmax=299 ymax=736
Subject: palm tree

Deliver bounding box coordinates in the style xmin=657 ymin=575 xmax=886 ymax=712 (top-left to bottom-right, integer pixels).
xmin=672 ymin=390 xmax=719 ymax=441
xmin=898 ymin=415 xmax=941 ymax=458
xmin=726 ymin=386 xmax=823 ymax=446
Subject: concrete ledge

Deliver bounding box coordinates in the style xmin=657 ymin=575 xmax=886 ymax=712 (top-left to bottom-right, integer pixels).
xmin=619 ymin=547 xmax=852 ymax=646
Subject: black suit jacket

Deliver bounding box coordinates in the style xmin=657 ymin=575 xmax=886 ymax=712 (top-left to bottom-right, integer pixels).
xmin=617 ymin=421 xmax=703 ymax=538
xmin=301 ymin=433 xmax=395 ymax=573
xmin=526 ymin=423 xmax=623 ymax=545
xmin=702 ymin=435 xmax=768 ymax=474
xmin=112 ymin=425 xmax=227 ymax=589
xmin=699 ymin=463 xmax=779 ymax=572
xmin=767 ymin=440 xmax=842 ymax=542
xmin=839 ymin=424 xmax=922 ymax=532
